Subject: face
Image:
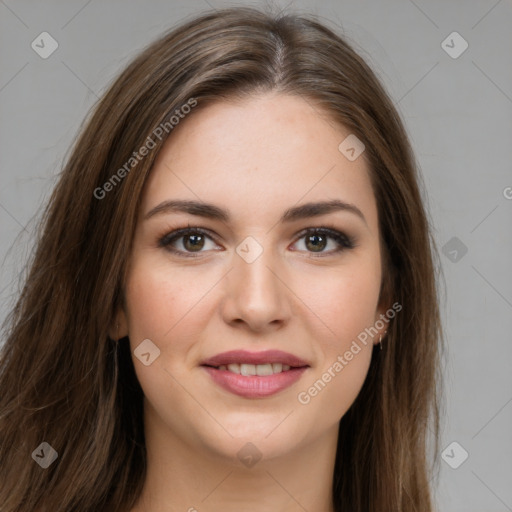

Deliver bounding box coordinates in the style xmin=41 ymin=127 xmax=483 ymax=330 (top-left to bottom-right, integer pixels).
xmin=114 ymin=92 xmax=389 ymax=463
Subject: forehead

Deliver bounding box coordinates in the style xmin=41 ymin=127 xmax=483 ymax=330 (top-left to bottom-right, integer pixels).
xmin=141 ymin=93 xmax=378 ymax=233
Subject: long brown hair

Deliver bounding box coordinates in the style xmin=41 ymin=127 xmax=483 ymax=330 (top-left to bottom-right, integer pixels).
xmin=0 ymin=6 xmax=445 ymax=511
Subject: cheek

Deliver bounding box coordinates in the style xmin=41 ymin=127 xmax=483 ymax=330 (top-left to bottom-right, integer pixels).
xmin=124 ymin=260 xmax=203 ymax=342
xmin=123 ymin=259 xmax=221 ymax=377
xmin=293 ymin=258 xmax=380 ymax=413
xmin=125 ymin=268 xmax=177 ymax=340
xmin=124 ymin=264 xmax=203 ymax=408
xmin=297 ymin=259 xmax=382 ymax=351
xmin=296 ymin=274 xmax=377 ymax=416
xmin=300 ymin=346 xmax=373 ymax=421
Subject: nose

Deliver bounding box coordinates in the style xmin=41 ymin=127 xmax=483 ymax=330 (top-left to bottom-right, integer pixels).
xmin=220 ymin=241 xmax=292 ymax=333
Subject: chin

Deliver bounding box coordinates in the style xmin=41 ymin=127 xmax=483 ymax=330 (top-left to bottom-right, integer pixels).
xmin=195 ymin=412 xmax=315 ymax=463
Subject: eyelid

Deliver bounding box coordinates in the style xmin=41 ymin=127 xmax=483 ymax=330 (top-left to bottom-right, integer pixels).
xmin=293 ymin=225 xmax=354 ymax=245
xmin=157 ymin=225 xmax=221 ymax=256
xmin=290 ymin=225 xmax=357 ymax=254
xmin=157 ymin=223 xmax=357 ymax=257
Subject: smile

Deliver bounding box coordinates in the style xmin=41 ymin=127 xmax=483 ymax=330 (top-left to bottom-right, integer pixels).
xmin=212 ymin=363 xmax=292 ymax=375
xmin=200 ymin=349 xmax=310 ymax=398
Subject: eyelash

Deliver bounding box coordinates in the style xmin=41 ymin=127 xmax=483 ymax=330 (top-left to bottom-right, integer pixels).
xmin=157 ymin=223 xmax=357 ymax=258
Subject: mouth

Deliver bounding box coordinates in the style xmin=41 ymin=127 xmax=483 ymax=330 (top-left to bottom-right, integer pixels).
xmin=200 ymin=350 xmax=310 ymax=398
xmin=203 ymin=362 xmax=296 ymax=376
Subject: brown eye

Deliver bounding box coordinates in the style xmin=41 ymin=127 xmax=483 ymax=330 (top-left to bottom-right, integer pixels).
xmin=182 ymin=233 xmax=205 ymax=252
xmin=158 ymin=225 xmax=356 ymax=258
xmin=305 ymin=233 xmax=327 ymax=252
xmin=292 ymin=227 xmax=356 ymax=256
xmin=158 ymin=227 xmax=219 ymax=257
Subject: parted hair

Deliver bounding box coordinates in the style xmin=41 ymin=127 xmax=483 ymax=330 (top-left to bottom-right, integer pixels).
xmin=0 ymin=6 xmax=445 ymax=511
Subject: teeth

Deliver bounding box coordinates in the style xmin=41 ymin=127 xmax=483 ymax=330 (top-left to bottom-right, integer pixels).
xmin=240 ymin=364 xmax=256 ymax=376
xmin=256 ymin=363 xmax=273 ymax=376
xmin=227 ymin=363 xmax=240 ymax=374
xmin=217 ymin=363 xmax=294 ymax=375
xmin=272 ymin=363 xmax=282 ymax=373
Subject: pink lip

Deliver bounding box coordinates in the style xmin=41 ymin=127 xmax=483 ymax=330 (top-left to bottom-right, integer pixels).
xmin=200 ymin=350 xmax=310 ymax=398
xmin=202 ymin=366 xmax=308 ymax=398
xmin=201 ymin=349 xmax=309 ymax=367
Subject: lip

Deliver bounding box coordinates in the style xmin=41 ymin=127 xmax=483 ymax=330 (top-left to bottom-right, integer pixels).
xmin=202 ymin=366 xmax=308 ymax=398
xmin=200 ymin=350 xmax=310 ymax=398
xmin=201 ymin=349 xmax=309 ymax=367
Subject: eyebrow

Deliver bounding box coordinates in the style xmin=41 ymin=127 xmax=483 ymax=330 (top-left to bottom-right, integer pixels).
xmin=144 ymin=199 xmax=367 ymax=226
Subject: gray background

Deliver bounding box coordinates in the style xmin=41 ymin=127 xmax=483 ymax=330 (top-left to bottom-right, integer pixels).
xmin=1 ymin=0 xmax=511 ymax=510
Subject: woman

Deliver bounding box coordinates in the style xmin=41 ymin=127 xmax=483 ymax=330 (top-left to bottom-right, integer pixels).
xmin=0 ymin=6 xmax=445 ymax=511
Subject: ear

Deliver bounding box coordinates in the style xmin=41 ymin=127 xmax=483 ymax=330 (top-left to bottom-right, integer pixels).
xmin=373 ymin=251 xmax=395 ymax=346
xmin=373 ymin=269 xmax=394 ymax=346
xmin=108 ymin=308 xmax=129 ymax=341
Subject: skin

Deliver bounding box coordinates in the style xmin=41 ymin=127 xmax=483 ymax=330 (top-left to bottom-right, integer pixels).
xmin=111 ymin=92 xmax=389 ymax=512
